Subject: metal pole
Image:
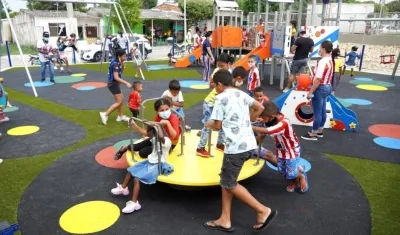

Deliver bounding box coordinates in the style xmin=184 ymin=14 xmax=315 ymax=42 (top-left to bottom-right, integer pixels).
xmin=217 ymin=7 xmax=220 ymax=27
xmin=5 ymin=41 xmax=11 ymax=67
xmin=100 ymin=4 xmax=113 ymax=72
xmin=184 ymin=0 xmax=187 ymax=42
xmin=321 ymin=3 xmax=327 ymax=26
xmin=311 ymin=0 xmax=316 ymax=25
xmin=1 ymin=0 xmax=37 ymax=97
xmin=114 ymin=4 xmax=127 ymax=34
xmin=264 ymin=2 xmax=269 ymax=32
xmin=230 ymin=8 xmax=233 ymax=26
xmin=297 ymin=0 xmax=303 ymax=31
xmin=151 ymin=19 xmax=154 ymax=47
xmin=240 ymin=10 xmax=243 ymax=27
xmin=235 ymin=8 xmax=238 ymax=27
xmin=278 ymin=3 xmax=284 ymax=24
xmin=257 ymin=0 xmax=261 ymax=24
xmin=336 ymin=0 xmax=342 ymax=26
xmin=359 ymin=45 xmax=365 ymax=72
xmin=392 ymin=51 xmax=400 ymax=79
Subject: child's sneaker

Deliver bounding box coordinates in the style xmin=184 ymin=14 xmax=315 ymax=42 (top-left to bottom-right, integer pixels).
xmin=282 ymin=88 xmax=289 ymax=93
xmin=300 ymin=172 xmax=309 ymax=193
xmin=122 ymin=200 xmax=141 ymax=214
xmin=111 ymin=183 xmax=129 ymax=195
xmin=0 ymin=116 xmax=10 ymax=122
xmin=116 ymin=115 xmax=129 ymax=122
xmin=216 ymin=144 xmax=225 ymax=152
xmin=60 ymin=67 xmax=64 ymax=71
xmin=185 ymin=125 xmax=191 ymax=132
xmin=54 ymin=66 xmax=58 ymax=70
xmin=100 ymin=112 xmax=108 ymax=125
xmin=196 ymin=148 xmax=211 ymax=157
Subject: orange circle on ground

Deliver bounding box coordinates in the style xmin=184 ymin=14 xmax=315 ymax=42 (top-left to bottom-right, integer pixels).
xmin=71 ymin=82 xmax=107 ymax=89
xmin=368 ymin=124 xmax=400 ymax=139
xmin=95 ymin=146 xmax=129 ymax=169
xmin=315 ymin=31 xmax=321 ymax=37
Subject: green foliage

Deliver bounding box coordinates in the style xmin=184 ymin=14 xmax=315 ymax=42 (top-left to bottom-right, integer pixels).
xmin=1 ymin=8 xmax=13 ymax=19
xmin=26 ymin=1 xmax=87 ymax=12
xmin=178 ymin=0 xmax=213 ymax=26
xmin=386 ymin=0 xmax=400 ymax=12
xmin=140 ymin=0 xmax=158 ymax=9
xmin=111 ymin=0 xmax=141 ymax=32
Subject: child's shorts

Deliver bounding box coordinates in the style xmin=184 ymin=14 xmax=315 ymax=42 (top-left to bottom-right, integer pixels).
xmin=174 ymin=107 xmax=185 ymax=119
xmin=201 ymin=101 xmax=213 ymax=124
xmin=278 ymin=157 xmax=301 ymax=180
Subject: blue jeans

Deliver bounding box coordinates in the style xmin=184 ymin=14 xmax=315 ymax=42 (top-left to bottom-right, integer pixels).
xmin=311 ymin=84 xmax=332 ymax=132
xmin=198 ymin=102 xmax=225 ymax=148
xmin=40 ymin=61 xmax=54 ymax=80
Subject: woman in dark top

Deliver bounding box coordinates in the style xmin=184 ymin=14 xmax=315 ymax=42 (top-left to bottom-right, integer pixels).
xmin=100 ymin=49 xmax=132 ymax=125
xmin=201 ymin=31 xmax=215 ymax=82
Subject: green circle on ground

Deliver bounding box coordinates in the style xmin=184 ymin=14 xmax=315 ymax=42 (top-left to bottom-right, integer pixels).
xmin=349 ymin=80 xmax=395 ymax=88
xmin=53 ymin=76 xmax=85 ymax=84
xmin=336 ymin=98 xmax=352 ymax=108
xmin=113 ymin=139 xmax=138 ymax=151
xmin=3 ymin=106 xmax=19 ymax=113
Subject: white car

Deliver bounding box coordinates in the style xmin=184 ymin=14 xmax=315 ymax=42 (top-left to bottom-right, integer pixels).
xmin=80 ymin=35 xmax=152 ymax=62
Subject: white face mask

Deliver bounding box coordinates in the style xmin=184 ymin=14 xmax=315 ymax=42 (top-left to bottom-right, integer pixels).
xmin=159 ymin=110 xmax=171 ymax=119
xmin=235 ymin=81 xmax=243 ymax=87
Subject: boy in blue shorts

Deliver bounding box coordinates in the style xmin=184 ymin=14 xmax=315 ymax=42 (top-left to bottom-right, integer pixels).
xmin=252 ymin=101 xmax=309 ymax=193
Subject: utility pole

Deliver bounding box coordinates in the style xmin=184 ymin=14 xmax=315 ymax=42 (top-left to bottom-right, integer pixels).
xmin=184 ymin=0 xmax=187 ymax=42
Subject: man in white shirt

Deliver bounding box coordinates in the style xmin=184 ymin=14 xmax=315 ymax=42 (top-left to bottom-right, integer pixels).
xmin=104 ymin=35 xmax=112 ymax=62
xmin=186 ymin=29 xmax=192 ymax=44
xmin=37 ymin=31 xmax=55 ymax=83
xmin=204 ymin=70 xmax=278 ymax=232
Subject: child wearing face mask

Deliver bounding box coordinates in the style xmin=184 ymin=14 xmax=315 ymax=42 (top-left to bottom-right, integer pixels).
xmin=247 ymin=55 xmax=261 ymax=97
xmin=130 ymin=43 xmax=143 ymax=78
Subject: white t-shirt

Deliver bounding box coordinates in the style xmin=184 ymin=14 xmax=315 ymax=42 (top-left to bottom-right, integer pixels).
xmin=105 ymin=38 xmax=111 ymax=50
xmin=187 ymin=31 xmax=192 ymax=42
xmin=117 ymin=35 xmax=128 ymax=49
xmin=37 ymin=40 xmax=54 ymax=62
xmin=147 ymin=137 xmax=172 ymax=164
xmin=162 ymin=90 xmax=184 ymax=110
xmin=210 ymin=88 xmax=258 ymax=154
xmin=193 ymin=34 xmax=199 ymax=47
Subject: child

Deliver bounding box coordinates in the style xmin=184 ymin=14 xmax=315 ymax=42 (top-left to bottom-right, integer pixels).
xmin=252 ymin=101 xmax=309 ymax=193
xmin=49 ymin=48 xmax=64 ymax=72
xmin=0 ymin=77 xmax=12 ymax=108
xmin=162 ymin=80 xmax=191 ymax=131
xmin=232 ymin=66 xmax=247 ymax=88
xmin=130 ymin=43 xmax=143 ymax=78
xmin=168 ymin=53 xmax=177 ymax=66
xmin=344 ymin=46 xmax=360 ymax=77
xmin=128 ymin=81 xmax=143 ymax=118
xmin=253 ymin=86 xmax=269 ymax=104
xmin=247 ymin=55 xmax=261 ymax=97
xmin=111 ymin=121 xmax=172 ymax=214
xmin=331 ymin=48 xmax=343 ymax=96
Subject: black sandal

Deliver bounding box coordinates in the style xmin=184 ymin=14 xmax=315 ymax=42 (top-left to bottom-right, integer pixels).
xmin=204 ymin=221 xmax=235 ymax=233
xmin=254 ymin=210 xmax=278 ymax=231
xmin=114 ymin=146 xmax=127 ymax=160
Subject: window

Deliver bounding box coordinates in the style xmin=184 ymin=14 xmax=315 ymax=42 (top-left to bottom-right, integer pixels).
xmin=85 ymin=26 xmax=98 ymax=38
xmin=48 ymin=23 xmax=67 ymax=37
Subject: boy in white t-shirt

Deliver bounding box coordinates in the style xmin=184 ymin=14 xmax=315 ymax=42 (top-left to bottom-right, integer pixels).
xmin=37 ymin=31 xmax=55 ymax=83
xmin=162 ymin=80 xmax=191 ymax=131
xmin=204 ymin=69 xmax=277 ymax=232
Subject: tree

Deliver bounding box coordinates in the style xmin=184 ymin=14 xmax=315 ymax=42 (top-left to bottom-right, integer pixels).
xmin=1 ymin=8 xmax=13 ymax=19
xmin=111 ymin=0 xmax=141 ymax=31
xmin=140 ymin=0 xmax=158 ymax=9
xmin=178 ymin=0 xmax=213 ymax=26
xmin=386 ymin=0 xmax=400 ymax=12
xmin=26 ymin=1 xmax=88 ymax=12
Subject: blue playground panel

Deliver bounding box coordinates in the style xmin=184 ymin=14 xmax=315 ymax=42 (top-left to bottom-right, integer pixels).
xmin=148 ymin=64 xmax=174 ymax=71
xmin=266 ymin=157 xmax=312 ymax=173
xmin=24 ymin=81 xmax=54 ymax=87
xmin=0 ymin=221 xmax=19 ymax=235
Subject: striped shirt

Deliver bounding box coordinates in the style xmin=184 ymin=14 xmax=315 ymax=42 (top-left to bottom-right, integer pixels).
xmin=313 ymin=56 xmax=334 ymax=85
xmin=263 ymin=114 xmax=300 ymax=159
xmin=247 ymin=67 xmax=260 ymax=91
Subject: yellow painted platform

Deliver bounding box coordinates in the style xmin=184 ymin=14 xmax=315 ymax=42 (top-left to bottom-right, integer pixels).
xmin=126 ymin=129 xmax=265 ymax=186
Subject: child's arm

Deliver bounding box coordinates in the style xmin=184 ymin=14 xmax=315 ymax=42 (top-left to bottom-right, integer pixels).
xmin=170 ymin=91 xmax=184 ymax=108
xmin=339 ymin=66 xmax=343 ymax=79
xmin=252 ymin=120 xmax=287 ymax=137
xmin=129 ymin=120 xmax=148 ymax=136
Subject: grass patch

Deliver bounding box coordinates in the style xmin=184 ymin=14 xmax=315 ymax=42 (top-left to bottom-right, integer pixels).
xmin=327 ymin=154 xmax=400 ymax=235
xmin=0 ymin=87 xmax=206 ymax=226
xmin=0 ymin=43 xmax=37 ymax=55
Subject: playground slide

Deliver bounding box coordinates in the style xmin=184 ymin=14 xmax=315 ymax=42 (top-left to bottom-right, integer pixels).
xmin=232 ymin=46 xmax=270 ymax=70
xmin=175 ymin=47 xmax=202 ymax=68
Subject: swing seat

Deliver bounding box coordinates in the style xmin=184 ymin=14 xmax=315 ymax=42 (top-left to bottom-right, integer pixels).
xmin=380 ymin=54 xmax=395 ymax=64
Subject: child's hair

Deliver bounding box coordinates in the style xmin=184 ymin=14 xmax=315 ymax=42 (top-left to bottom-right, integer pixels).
xmin=321 ymin=41 xmax=335 ymax=71
xmin=232 ymin=66 xmax=248 ymax=78
xmin=260 ymin=101 xmax=279 ymax=117
xmin=57 ymin=37 xmax=63 ymax=43
xmin=254 ymin=86 xmax=264 ymax=93
xmin=70 ymin=33 xmax=76 ymax=38
xmin=133 ymin=43 xmax=138 ymax=47
xmin=351 ymin=46 xmax=358 ymax=51
xmin=213 ymin=69 xmax=233 ymax=86
xmin=115 ymin=48 xmax=126 ymax=58
xmin=218 ymin=53 xmax=234 ymax=64
xmin=154 ymin=97 xmax=171 ymax=111
xmin=332 ymin=48 xmax=340 ymax=58
xmin=168 ymin=80 xmax=181 ymax=91
xmin=248 ymin=55 xmax=257 ymax=61
xmin=167 ymin=53 xmax=172 ymax=57
xmin=132 ymin=81 xmax=142 ymax=90
xmin=290 ymin=20 xmax=297 ymax=26
xmin=205 ymin=31 xmax=213 ymax=38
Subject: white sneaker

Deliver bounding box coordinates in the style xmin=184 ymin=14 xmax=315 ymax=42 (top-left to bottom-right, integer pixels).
xmin=54 ymin=66 xmax=58 ymax=70
xmin=111 ymin=183 xmax=130 ymax=195
xmin=60 ymin=67 xmax=64 ymax=71
xmin=116 ymin=115 xmax=129 ymax=122
xmin=100 ymin=112 xmax=108 ymax=125
xmin=122 ymin=200 xmax=141 ymax=214
xmin=0 ymin=117 xmax=10 ymax=122
xmin=283 ymin=88 xmax=289 ymax=93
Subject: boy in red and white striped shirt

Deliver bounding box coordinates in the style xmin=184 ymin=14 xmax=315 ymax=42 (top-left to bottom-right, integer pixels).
xmin=247 ymin=55 xmax=260 ymax=97
xmin=252 ymin=101 xmax=309 ymax=193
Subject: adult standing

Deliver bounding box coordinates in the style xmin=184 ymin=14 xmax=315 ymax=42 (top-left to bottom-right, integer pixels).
xmin=201 ymin=31 xmax=215 ymax=82
xmin=117 ymin=32 xmax=128 ymax=56
xmin=186 ymin=29 xmax=192 ymax=44
xmin=104 ymin=35 xmax=112 ymax=62
xmin=301 ymin=41 xmax=334 ymax=141
xmin=37 ymin=31 xmax=55 ymax=83
xmin=283 ymin=30 xmax=314 ymax=93
xmin=100 ymin=49 xmax=132 ymax=125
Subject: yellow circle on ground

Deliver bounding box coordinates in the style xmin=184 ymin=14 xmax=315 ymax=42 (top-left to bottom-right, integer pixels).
xmin=190 ymin=84 xmax=209 ymax=90
xmin=59 ymin=201 xmax=120 ymax=234
xmin=71 ymin=73 xmax=87 ymax=77
xmin=7 ymin=126 xmax=40 ymax=136
xmin=356 ymin=84 xmax=387 ymax=91
xmin=125 ymin=130 xmax=264 ymax=186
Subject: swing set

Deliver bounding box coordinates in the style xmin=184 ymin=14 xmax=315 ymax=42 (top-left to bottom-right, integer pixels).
xmin=1 ymin=0 xmax=148 ymax=98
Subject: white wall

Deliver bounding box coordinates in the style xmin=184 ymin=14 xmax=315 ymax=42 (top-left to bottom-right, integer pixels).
xmin=1 ymin=19 xmax=11 ymax=42
xmin=35 ymin=17 xmax=78 ymax=39
xmin=77 ymin=18 xmax=100 ymax=39
xmin=11 ymin=12 xmax=36 ymax=45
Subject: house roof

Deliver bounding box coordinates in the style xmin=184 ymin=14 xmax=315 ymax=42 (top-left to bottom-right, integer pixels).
xmin=87 ymin=7 xmax=183 ymax=21
xmin=153 ymin=2 xmax=182 ymax=13
xmin=215 ymin=0 xmax=239 ymax=8
xmin=20 ymin=9 xmax=100 ymax=19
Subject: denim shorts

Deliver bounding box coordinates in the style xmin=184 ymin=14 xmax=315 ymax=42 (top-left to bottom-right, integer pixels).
xmin=277 ymin=157 xmax=301 ymax=180
xmin=290 ymin=58 xmax=308 ymax=74
xmin=220 ymin=151 xmax=252 ymax=189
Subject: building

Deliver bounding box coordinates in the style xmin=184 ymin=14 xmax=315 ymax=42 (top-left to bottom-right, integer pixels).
xmin=11 ymin=9 xmax=100 ymax=45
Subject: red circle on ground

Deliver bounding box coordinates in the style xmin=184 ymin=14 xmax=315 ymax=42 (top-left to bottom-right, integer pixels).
xmin=368 ymin=124 xmax=400 ymax=139
xmin=71 ymin=82 xmax=107 ymax=89
xmin=95 ymin=146 xmax=129 ymax=169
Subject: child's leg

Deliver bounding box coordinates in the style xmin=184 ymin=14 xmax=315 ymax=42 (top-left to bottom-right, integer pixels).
xmin=111 ymin=172 xmax=131 ymax=195
xmin=131 ymin=178 xmax=140 ymax=202
xmin=115 ymin=138 xmax=152 ymax=160
xmin=350 ymin=68 xmax=354 ymax=76
xmin=285 ymin=158 xmax=308 ymax=193
xmin=121 ymin=173 xmax=133 ymax=188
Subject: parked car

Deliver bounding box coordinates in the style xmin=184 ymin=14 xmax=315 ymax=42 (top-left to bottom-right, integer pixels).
xmin=80 ymin=35 xmax=152 ymax=62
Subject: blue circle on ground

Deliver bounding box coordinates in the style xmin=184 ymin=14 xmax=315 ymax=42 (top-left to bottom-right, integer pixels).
xmin=77 ymin=86 xmax=96 ymax=91
xmin=266 ymin=157 xmax=311 ymax=173
xmin=355 ymin=77 xmax=373 ymax=81
xmin=343 ymin=98 xmax=372 ymax=106
xmin=373 ymin=137 xmax=400 ymax=150
xmin=180 ymin=80 xmax=209 ymax=88
xmin=113 ymin=139 xmax=138 ymax=151
xmin=24 ymin=81 xmax=54 ymax=87
xmin=148 ymin=65 xmax=174 ymax=71
xmin=3 ymin=106 xmax=19 ymax=113
xmin=189 ymin=55 xmax=196 ymax=63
